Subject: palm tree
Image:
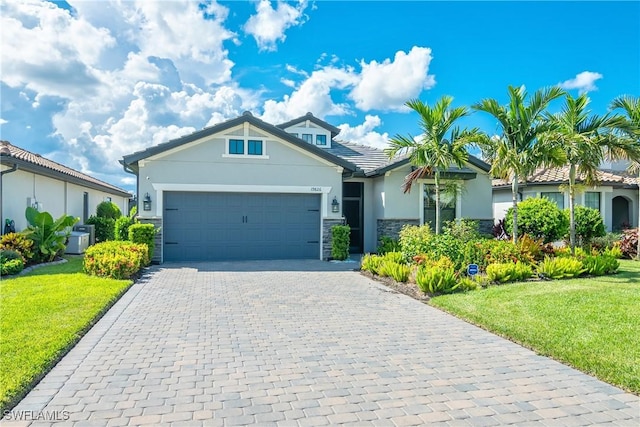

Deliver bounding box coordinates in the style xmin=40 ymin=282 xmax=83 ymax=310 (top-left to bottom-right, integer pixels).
xmin=610 ymin=95 xmax=640 ymax=258
xmin=473 ymin=85 xmax=565 ymax=243
xmin=543 ymin=93 xmax=638 ymax=254
xmin=385 ymin=96 xmax=481 ymax=234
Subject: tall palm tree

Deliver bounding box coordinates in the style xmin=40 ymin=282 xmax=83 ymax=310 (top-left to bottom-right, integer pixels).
xmin=610 ymin=95 xmax=640 ymax=258
xmin=385 ymin=96 xmax=481 ymax=234
xmin=473 ymin=85 xmax=565 ymax=243
xmin=543 ymin=93 xmax=638 ymax=254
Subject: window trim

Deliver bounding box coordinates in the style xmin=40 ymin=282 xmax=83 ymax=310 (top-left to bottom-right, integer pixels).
xmin=247 ymin=140 xmax=263 ymax=156
xmin=302 ymin=133 xmax=313 ymax=143
xmin=316 ymin=134 xmax=327 ymax=146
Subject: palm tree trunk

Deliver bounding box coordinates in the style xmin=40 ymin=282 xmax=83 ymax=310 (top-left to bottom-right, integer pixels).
xmin=511 ymin=173 xmax=518 ymax=244
xmin=568 ymin=164 xmax=577 ymax=255
xmin=435 ymin=170 xmax=441 ymax=235
xmin=637 ymin=169 xmax=640 ymax=260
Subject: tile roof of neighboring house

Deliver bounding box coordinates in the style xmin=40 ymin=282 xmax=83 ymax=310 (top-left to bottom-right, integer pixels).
xmin=1 ymin=141 xmax=131 ymax=197
xmin=492 ymin=165 xmax=639 ymax=188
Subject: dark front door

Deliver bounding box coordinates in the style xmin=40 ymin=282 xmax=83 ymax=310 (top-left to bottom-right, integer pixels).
xmin=343 ymin=182 xmax=364 ymax=253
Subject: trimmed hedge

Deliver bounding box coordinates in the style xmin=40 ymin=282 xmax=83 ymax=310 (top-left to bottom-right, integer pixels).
xmin=84 ymin=241 xmax=149 ymax=279
xmin=86 ymin=216 xmax=115 ymax=243
xmin=331 ymin=225 xmax=350 ymax=261
xmin=128 ymin=223 xmax=156 ymax=263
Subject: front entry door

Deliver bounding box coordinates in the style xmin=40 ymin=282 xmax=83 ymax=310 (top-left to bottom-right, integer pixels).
xmin=343 ymin=182 xmax=364 ymax=253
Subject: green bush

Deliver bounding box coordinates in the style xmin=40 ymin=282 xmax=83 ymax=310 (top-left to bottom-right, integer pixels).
xmin=86 ymin=216 xmax=115 ymax=243
xmin=443 ymin=219 xmax=480 ymax=242
xmin=482 ymin=239 xmax=529 ymax=266
xmin=23 ymin=207 xmax=78 ymax=263
xmin=537 ymin=256 xmax=585 ymax=280
xmin=456 ymin=276 xmax=480 ymax=292
xmin=399 ymin=224 xmax=433 ymax=261
xmin=415 ymin=265 xmax=458 ymax=294
xmin=486 ymin=261 xmax=533 ymax=283
xmin=114 ymin=216 xmax=135 ymax=241
xmin=569 ymin=205 xmax=606 ymax=246
xmin=506 ymin=197 xmax=568 ymax=243
xmin=0 ymin=249 xmax=22 ymax=261
xmin=377 ymin=236 xmax=401 ymax=255
xmin=382 ymin=251 xmax=405 ymax=264
xmin=128 ymin=223 xmax=156 ymax=263
xmin=0 ymin=258 xmax=24 ymax=276
xmin=590 ymin=233 xmax=622 ymax=252
xmin=581 ymin=255 xmax=619 ymax=276
xmin=84 ymin=241 xmax=148 ymax=279
xmin=380 ymin=261 xmax=410 ymax=282
xmin=602 ymin=246 xmax=623 ymax=259
xmin=96 ymin=201 xmax=122 ymax=219
xmin=361 ymin=254 xmax=383 ymax=275
xmin=331 ymin=225 xmax=350 ymax=261
xmin=0 ymin=232 xmax=35 ymax=264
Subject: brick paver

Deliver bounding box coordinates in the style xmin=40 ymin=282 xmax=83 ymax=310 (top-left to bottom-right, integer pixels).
xmin=4 ymin=260 xmax=639 ymax=425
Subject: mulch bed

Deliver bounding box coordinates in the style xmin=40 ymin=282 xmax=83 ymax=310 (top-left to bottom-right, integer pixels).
xmin=360 ymin=270 xmax=431 ymax=303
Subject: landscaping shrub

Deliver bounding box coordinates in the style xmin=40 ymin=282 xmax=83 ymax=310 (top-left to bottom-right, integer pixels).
xmin=96 ymin=201 xmax=122 ymax=219
xmin=399 ymin=224 xmax=433 ymax=261
xmin=569 ymin=205 xmax=606 ymax=246
xmin=581 ymin=255 xmax=619 ymax=276
xmin=443 ymin=219 xmax=480 ymax=242
xmin=415 ymin=264 xmax=458 ymax=294
xmin=114 ymin=206 xmax=138 ymax=241
xmin=492 ymin=218 xmax=509 ymax=240
xmin=381 ymin=261 xmax=410 ymax=282
xmin=590 ymin=233 xmax=622 ymax=252
xmin=486 ymin=261 xmax=533 ymax=283
xmin=86 ymin=216 xmax=115 ymax=243
xmin=0 ymin=258 xmax=24 ymax=276
xmin=0 ymin=249 xmax=22 ymax=261
xmin=506 ymin=197 xmax=568 ymax=243
xmin=331 ymin=225 xmax=350 ymax=261
xmin=537 ymin=256 xmax=585 ymax=279
xmin=84 ymin=241 xmax=148 ymax=279
xmin=376 ymin=236 xmax=401 ymax=255
xmin=482 ymin=239 xmax=529 ymax=266
xmin=619 ymin=228 xmax=638 ymax=259
xmin=0 ymin=232 xmax=35 ymax=264
xmin=23 ymin=207 xmax=78 ymax=263
xmin=382 ymin=251 xmax=405 ymax=264
xmin=128 ymin=223 xmax=157 ymax=263
xmin=456 ymin=276 xmax=480 ymax=292
xmin=602 ymin=246 xmax=623 ymax=259
xmin=517 ymin=234 xmax=551 ymax=263
xmin=361 ymin=254 xmax=383 ymax=275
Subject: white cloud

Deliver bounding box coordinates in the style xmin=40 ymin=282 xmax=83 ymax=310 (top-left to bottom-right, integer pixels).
xmin=337 ymin=115 xmax=390 ymax=150
xmin=244 ymin=0 xmax=308 ymax=51
xmin=349 ymin=47 xmax=436 ymax=111
xmin=0 ymin=118 xmax=8 ymax=125
xmin=559 ymin=71 xmax=603 ymax=93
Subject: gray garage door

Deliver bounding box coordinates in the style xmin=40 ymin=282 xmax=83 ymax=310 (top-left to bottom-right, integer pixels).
xmin=163 ymin=192 xmax=321 ymax=261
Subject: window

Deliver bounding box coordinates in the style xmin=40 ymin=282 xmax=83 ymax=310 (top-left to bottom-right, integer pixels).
xmin=288 ymin=132 xmax=298 ymax=138
xmin=585 ymin=192 xmax=600 ymax=211
xmin=302 ymin=133 xmax=312 ymax=143
xmin=248 ymin=140 xmax=263 ymax=155
xmin=316 ymin=134 xmax=327 ymax=146
xmin=541 ymin=192 xmax=564 ymax=209
xmin=229 ymin=139 xmax=244 ymax=154
xmin=423 ymin=185 xmax=456 ymax=233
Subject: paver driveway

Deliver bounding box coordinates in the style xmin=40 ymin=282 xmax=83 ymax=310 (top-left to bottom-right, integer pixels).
xmin=6 ymin=260 xmax=639 ymax=426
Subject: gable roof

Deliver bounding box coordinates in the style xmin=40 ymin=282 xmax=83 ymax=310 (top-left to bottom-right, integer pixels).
xmin=492 ymin=166 xmax=639 ymax=189
xmin=276 ymin=112 xmax=341 ymax=138
xmin=1 ymin=141 xmax=131 ymax=197
xmin=367 ymin=153 xmax=491 ymax=177
xmin=121 ymin=112 xmax=355 ymax=171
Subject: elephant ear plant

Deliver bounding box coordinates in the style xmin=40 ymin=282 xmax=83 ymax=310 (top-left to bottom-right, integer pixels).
xmin=23 ymin=207 xmax=79 ymax=263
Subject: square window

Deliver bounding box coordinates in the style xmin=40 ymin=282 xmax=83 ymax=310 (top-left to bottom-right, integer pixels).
xmin=248 ymin=140 xmax=263 ymax=155
xmin=316 ymin=134 xmax=327 ymax=145
xmin=585 ymin=192 xmax=600 ymax=211
xmin=541 ymin=192 xmax=564 ymax=209
xmin=302 ymin=133 xmax=312 ymax=143
xmin=229 ymin=139 xmax=244 ymax=154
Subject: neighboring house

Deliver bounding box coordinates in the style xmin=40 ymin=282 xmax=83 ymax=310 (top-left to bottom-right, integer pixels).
xmin=121 ymin=112 xmax=493 ymax=263
xmin=493 ymin=164 xmax=639 ymax=232
xmin=0 ymin=141 xmax=131 ymax=232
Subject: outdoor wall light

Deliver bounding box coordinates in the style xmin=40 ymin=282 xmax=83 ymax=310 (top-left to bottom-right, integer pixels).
xmin=331 ymin=196 xmax=340 ymax=213
xmin=143 ymin=193 xmax=152 ymax=211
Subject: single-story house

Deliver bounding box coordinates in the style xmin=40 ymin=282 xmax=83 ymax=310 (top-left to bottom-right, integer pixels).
xmin=121 ymin=112 xmax=493 ymax=263
xmin=0 ymin=141 xmax=131 ymax=232
xmin=493 ymin=164 xmax=639 ymax=232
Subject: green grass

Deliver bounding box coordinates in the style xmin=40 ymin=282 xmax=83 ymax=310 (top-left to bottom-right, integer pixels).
xmin=0 ymin=256 xmax=132 ymax=411
xmin=430 ymin=260 xmax=640 ymax=394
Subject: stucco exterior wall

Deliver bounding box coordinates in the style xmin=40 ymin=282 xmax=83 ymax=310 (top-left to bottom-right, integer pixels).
xmin=381 ymin=166 xmax=420 ymax=219
xmin=1 ymin=168 xmax=129 ymax=231
xmin=460 ymin=170 xmax=493 ymax=220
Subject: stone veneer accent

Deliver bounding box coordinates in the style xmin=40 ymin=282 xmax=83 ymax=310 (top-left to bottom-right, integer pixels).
xmin=322 ymin=218 xmax=346 ymax=260
xmin=138 ymin=217 xmax=162 ymax=264
xmin=377 ymin=219 xmax=420 ymax=243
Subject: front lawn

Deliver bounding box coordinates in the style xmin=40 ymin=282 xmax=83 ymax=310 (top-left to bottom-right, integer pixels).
xmin=430 ymin=259 xmax=640 ymax=394
xmin=0 ymin=256 xmax=132 ymax=411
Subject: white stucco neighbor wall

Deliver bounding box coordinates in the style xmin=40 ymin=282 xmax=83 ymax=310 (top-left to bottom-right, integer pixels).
xmin=1 ymin=168 xmax=130 ymax=231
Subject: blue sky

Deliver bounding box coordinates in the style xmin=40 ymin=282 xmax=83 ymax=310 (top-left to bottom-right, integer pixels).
xmin=1 ymin=1 xmax=638 ymax=192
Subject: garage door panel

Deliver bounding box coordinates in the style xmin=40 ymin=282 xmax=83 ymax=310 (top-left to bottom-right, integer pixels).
xmin=163 ymin=192 xmax=320 ymax=261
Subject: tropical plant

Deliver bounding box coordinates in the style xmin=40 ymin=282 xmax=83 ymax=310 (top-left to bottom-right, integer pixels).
xmin=361 ymin=254 xmax=383 ymax=275
xmin=96 ymin=201 xmax=122 ymax=219
xmin=486 ymin=261 xmax=533 ymax=283
xmin=619 ymin=228 xmax=638 ymax=259
xmin=415 ymin=264 xmax=458 ymax=294
xmin=386 ymin=96 xmax=482 ymax=233
xmin=581 ymin=255 xmax=619 ymax=276
xmin=376 ymin=236 xmax=401 ymax=255
xmin=382 ymin=261 xmax=411 ymax=282
xmin=542 ymin=93 xmax=639 ymax=254
xmin=443 ymin=219 xmax=480 ymax=242
xmin=473 ymin=85 xmax=566 ymax=243
xmin=0 ymin=233 xmax=35 ymax=264
xmin=537 ymin=256 xmax=585 ymax=279
xmin=114 ymin=206 xmax=138 ymax=241
xmin=399 ymin=224 xmax=433 ymax=261
xmin=22 ymin=207 xmax=79 ymax=263
xmin=609 ymin=95 xmax=640 ymax=258
xmin=505 ymin=197 xmax=568 ymax=243
xmin=84 ymin=241 xmax=148 ymax=279
xmin=569 ymin=205 xmax=606 ymax=247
